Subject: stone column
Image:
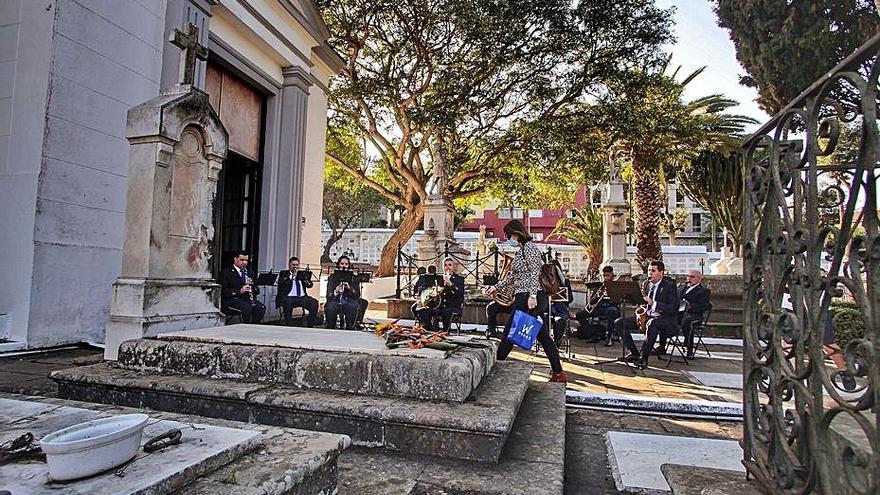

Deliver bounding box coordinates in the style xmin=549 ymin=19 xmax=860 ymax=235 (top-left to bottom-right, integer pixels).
xmin=104 ymin=85 xmax=228 ymax=359
xmin=601 ymin=180 xmax=632 ymax=275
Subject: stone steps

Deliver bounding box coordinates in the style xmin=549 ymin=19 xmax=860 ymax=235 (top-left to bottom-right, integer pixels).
xmin=337 ymin=381 xmax=567 ymax=495
xmin=51 ymin=359 xmax=533 ymax=464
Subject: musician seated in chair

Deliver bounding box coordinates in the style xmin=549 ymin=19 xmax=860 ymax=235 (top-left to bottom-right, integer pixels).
xmin=325 ymin=255 xmax=361 ymax=329
xmin=575 ymin=266 xmax=621 ymax=344
xmin=613 ymin=260 xmax=679 ymax=369
xmin=220 ymin=250 xmax=266 ymax=324
xmin=276 ymin=256 xmax=318 ymax=327
xmin=412 ymin=265 xmax=441 ymax=331
xmin=676 ymin=269 xmax=710 ymax=359
xmin=437 ymin=258 xmax=466 ymax=332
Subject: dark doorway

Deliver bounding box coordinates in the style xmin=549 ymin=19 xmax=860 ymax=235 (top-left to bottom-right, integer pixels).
xmin=215 ymin=152 xmax=262 ymax=275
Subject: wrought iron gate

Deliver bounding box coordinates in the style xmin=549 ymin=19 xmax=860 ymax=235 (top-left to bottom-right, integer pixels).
xmin=742 ymin=34 xmax=880 ymax=494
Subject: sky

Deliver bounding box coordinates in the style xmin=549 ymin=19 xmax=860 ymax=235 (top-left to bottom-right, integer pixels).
xmin=655 ymin=0 xmax=771 ymax=131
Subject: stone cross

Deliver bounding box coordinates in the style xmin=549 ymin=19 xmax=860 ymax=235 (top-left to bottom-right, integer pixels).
xmin=170 ymin=22 xmax=209 ymax=85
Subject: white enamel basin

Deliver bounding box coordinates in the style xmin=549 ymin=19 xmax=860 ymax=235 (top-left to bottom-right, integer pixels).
xmin=40 ymin=413 xmax=149 ymax=480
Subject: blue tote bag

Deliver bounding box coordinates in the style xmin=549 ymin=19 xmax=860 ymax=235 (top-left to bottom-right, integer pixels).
xmin=507 ymin=310 xmax=543 ymax=350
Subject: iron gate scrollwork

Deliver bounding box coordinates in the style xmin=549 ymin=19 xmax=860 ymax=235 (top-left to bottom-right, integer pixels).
xmin=742 ymin=34 xmax=880 ymax=494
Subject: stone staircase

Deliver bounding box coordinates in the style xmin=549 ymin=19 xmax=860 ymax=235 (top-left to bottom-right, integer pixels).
xmin=50 ymin=326 xmax=556 ymax=468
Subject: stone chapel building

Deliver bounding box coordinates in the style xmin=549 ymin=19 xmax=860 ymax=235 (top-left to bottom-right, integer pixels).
xmin=0 ymin=0 xmax=342 ymax=350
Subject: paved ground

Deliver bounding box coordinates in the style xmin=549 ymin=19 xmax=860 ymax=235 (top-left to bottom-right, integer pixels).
xmin=0 ymin=339 xmax=751 ymax=494
xmin=510 ymin=338 xmax=743 ymax=404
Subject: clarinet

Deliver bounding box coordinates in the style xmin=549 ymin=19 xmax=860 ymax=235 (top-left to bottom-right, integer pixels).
xmin=244 ymin=274 xmax=256 ymax=306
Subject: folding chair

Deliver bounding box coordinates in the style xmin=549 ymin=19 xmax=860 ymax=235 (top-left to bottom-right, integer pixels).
xmin=553 ymin=315 xmax=575 ymax=360
xmin=691 ymin=305 xmax=713 ymax=358
xmin=665 ymin=304 xmax=712 ymax=366
xmin=450 ymin=311 xmax=463 ymax=335
xmin=664 ymin=327 xmax=690 ymax=367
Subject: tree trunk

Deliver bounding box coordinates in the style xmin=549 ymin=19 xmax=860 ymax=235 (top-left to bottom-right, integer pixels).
xmin=321 ymin=229 xmax=343 ymax=264
xmin=663 ymin=212 xmax=677 ymax=246
xmin=632 ymin=161 xmax=663 ymax=264
xmin=375 ymin=205 xmax=425 ymax=277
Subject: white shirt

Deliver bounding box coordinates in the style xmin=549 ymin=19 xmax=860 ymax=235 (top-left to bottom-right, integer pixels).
xmin=647 ymin=282 xmax=659 ymax=316
xmin=287 ymin=279 xmax=303 ymax=297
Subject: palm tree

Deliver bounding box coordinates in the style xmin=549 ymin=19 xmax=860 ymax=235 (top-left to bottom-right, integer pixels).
xmin=550 ymin=205 xmax=603 ymax=279
xmin=598 ymin=61 xmax=755 ymax=263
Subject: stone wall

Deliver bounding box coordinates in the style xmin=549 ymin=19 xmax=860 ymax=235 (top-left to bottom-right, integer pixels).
xmin=0 ymin=0 xmax=54 ymax=347
xmin=323 ymin=228 xmax=722 ymax=278
xmin=28 ymin=0 xmax=167 ymax=347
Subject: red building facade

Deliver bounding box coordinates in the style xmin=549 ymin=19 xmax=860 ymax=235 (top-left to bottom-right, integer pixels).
xmin=457 ymin=187 xmax=590 ymax=244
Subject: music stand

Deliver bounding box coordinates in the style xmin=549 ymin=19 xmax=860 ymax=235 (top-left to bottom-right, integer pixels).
xmin=596 ymin=280 xmax=645 ymax=370
xmin=255 ymin=272 xmax=278 ymax=286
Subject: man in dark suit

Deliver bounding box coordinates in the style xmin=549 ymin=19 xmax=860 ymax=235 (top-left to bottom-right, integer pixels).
xmin=678 ymin=269 xmax=711 ymax=359
xmin=219 ymin=250 xmax=266 ymax=324
xmin=575 ymin=266 xmax=622 ymax=343
xmin=437 ymin=258 xmax=466 ymax=333
xmin=412 ymin=265 xmax=441 ymax=331
xmin=613 ymin=260 xmax=680 ymax=369
xmin=325 ymin=255 xmax=361 ymax=329
xmin=276 ymin=256 xmax=319 ymax=327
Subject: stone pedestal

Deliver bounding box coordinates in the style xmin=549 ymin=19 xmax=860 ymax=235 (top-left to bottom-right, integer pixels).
xmin=104 ymin=85 xmax=228 ymax=359
xmin=416 ymin=196 xmax=469 ymax=268
xmin=601 ymin=180 xmax=631 ymax=275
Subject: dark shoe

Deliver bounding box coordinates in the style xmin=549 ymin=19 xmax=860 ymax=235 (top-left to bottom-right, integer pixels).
xmin=623 ymin=353 xmax=641 ymax=363
xmin=605 ymin=335 xmax=617 ymax=347
xmin=637 ymin=358 xmax=649 ymax=370
xmin=651 ymin=348 xmax=667 ymax=356
xmin=686 ymin=352 xmax=696 ymax=360
xmin=840 ymin=370 xmax=857 ymax=392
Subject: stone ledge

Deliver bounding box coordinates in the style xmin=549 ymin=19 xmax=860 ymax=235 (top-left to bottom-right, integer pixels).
xmin=0 ymin=393 xmax=350 ymax=495
xmin=51 ymin=360 xmax=533 ymax=463
xmin=116 ymin=337 xmax=495 ymax=403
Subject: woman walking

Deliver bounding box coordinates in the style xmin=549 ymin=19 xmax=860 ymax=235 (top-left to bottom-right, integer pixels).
xmin=487 ymin=220 xmax=567 ymax=383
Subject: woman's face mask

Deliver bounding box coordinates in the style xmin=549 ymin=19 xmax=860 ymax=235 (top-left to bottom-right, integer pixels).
xmin=507 ymin=238 xmax=520 ymax=248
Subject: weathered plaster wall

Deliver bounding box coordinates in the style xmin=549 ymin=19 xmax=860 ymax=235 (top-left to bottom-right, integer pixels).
xmin=0 ymin=1 xmax=56 ymax=346
xmin=27 ymin=0 xmax=167 ymax=347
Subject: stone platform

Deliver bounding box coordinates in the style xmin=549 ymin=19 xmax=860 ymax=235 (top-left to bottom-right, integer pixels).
xmin=0 ymin=398 xmax=259 ymax=494
xmin=118 ymin=325 xmax=495 ymax=403
xmin=52 ymin=344 xmax=530 ymax=463
xmin=0 ymin=396 xmax=349 ymax=495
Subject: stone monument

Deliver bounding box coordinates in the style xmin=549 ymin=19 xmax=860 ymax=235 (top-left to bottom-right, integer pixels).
xmin=601 ymin=151 xmax=632 ymax=275
xmin=104 ymin=24 xmax=228 ymax=359
xmin=416 ymin=143 xmax=469 ymax=268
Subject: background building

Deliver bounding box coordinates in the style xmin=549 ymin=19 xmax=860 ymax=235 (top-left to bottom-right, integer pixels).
xmin=0 ymin=0 xmax=341 ymax=350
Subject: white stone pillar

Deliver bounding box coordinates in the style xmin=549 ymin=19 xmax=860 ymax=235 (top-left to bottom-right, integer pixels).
xmin=601 ymin=180 xmax=631 ymax=275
